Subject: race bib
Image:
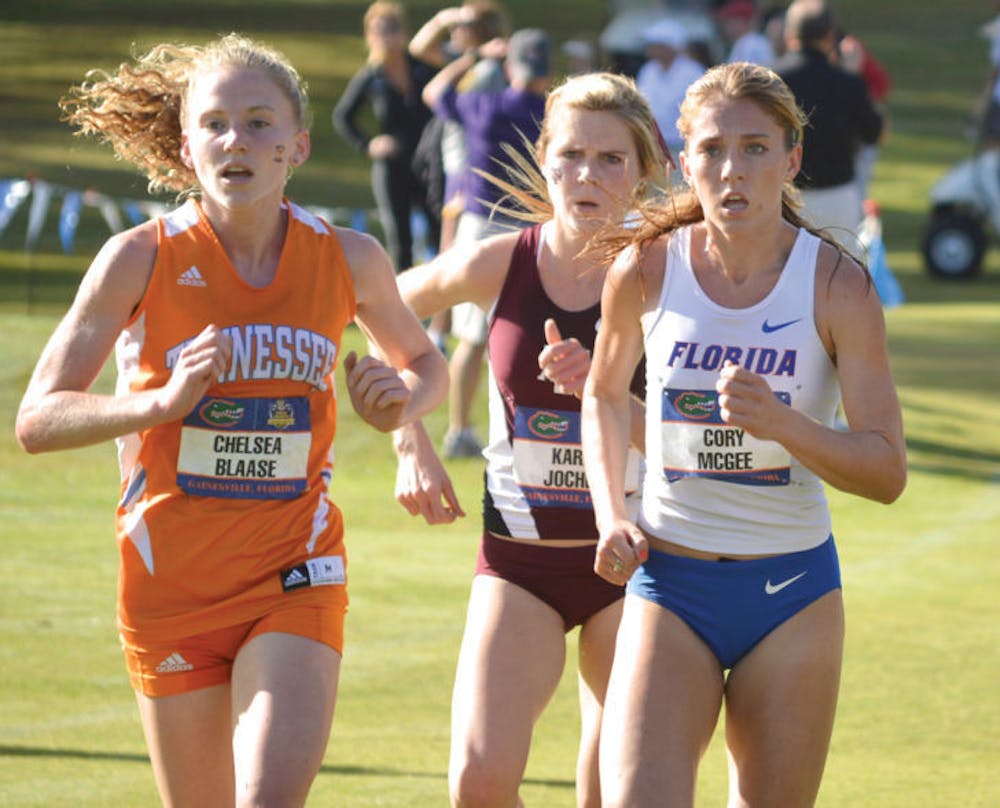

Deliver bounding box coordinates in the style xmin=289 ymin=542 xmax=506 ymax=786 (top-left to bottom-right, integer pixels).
xmin=177 ymin=396 xmax=311 ymax=499
xmin=512 ymin=406 xmax=639 ymax=509
xmin=660 ymin=388 xmax=791 ymax=486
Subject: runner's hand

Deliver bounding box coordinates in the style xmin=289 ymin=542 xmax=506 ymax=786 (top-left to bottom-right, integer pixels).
xmin=716 ymin=360 xmax=787 ymax=441
xmin=344 ymin=351 xmax=411 ymax=432
xmin=161 ymin=324 xmax=232 ymax=419
xmin=594 ymin=518 xmax=647 ymax=584
xmin=537 ymin=318 xmax=590 ymax=398
xmin=394 ymin=423 xmax=465 ymax=524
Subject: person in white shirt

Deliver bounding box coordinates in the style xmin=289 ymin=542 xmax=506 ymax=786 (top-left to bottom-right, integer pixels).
xmin=635 ymin=18 xmax=705 ymax=179
xmin=716 ymin=0 xmax=776 ymax=68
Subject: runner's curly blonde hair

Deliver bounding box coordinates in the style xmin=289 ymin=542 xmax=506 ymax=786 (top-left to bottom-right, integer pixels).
xmin=59 ymin=33 xmax=310 ymax=196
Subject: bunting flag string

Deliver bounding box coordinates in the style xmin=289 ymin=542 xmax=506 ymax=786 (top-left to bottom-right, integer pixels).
xmin=0 ymin=176 xmax=392 ymax=256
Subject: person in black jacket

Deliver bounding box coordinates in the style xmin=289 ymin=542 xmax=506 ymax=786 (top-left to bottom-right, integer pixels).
xmin=333 ymin=1 xmax=441 ymax=270
xmin=775 ymin=0 xmax=883 ymax=244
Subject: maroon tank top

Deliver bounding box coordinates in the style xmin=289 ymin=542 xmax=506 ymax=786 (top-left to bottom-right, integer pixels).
xmin=484 ymin=224 xmax=643 ymax=539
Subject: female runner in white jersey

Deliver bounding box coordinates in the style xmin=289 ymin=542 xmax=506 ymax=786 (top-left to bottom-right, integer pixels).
xmin=581 ymin=62 xmax=906 ymax=807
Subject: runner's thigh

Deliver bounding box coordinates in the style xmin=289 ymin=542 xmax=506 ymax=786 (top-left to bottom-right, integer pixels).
xmin=231 ymin=632 xmax=341 ymax=808
xmin=724 ymin=590 xmax=845 ymax=808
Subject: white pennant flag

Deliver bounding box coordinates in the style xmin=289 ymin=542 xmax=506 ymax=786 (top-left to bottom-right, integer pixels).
xmin=98 ymin=195 xmax=124 ymax=234
xmin=25 ymin=179 xmax=53 ymax=251
xmin=83 ymin=189 xmax=124 ymax=235
xmin=0 ymin=179 xmax=31 ymax=239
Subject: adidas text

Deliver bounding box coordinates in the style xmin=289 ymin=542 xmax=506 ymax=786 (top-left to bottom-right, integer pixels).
xmin=177 ymin=266 xmax=207 ymax=287
xmin=155 ymin=652 xmax=194 ymax=673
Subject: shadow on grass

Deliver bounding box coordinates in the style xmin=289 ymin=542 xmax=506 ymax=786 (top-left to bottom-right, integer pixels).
xmin=904 ymin=437 xmax=1000 ymax=483
xmin=0 ymin=268 xmax=83 ymax=308
xmin=0 ymin=744 xmax=150 ymax=764
xmin=0 ymin=744 xmax=574 ymax=789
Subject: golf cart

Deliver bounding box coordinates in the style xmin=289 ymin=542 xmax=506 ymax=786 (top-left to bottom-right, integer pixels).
xmin=921 ymin=148 xmax=1000 ymax=278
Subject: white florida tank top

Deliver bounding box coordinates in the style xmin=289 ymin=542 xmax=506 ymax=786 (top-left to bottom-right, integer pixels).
xmin=639 ymin=225 xmax=841 ymax=554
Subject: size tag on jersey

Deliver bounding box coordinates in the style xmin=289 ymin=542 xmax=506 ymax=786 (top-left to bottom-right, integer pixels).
xmin=511 ymin=406 xmax=639 ymax=509
xmin=660 ymin=388 xmax=791 ymax=486
xmin=177 ymin=396 xmax=311 ymax=499
xmin=280 ymin=555 xmax=346 ymax=591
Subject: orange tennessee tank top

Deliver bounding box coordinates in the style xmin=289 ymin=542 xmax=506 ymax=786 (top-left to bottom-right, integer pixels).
xmin=113 ymin=199 xmax=356 ymax=642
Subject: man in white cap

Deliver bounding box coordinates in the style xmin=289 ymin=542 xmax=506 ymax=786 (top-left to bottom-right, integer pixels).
xmin=635 ymin=17 xmax=705 ymax=175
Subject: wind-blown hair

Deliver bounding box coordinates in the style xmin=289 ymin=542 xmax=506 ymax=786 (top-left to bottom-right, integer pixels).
xmin=59 ymin=33 xmax=311 ymax=196
xmin=600 ymin=62 xmax=813 ymax=253
xmin=597 ymin=61 xmax=866 ymax=280
xmin=480 ymin=71 xmax=669 ymax=226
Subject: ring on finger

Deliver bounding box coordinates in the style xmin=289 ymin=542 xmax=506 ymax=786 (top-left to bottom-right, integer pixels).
xmin=612 ymin=559 xmax=624 ymax=573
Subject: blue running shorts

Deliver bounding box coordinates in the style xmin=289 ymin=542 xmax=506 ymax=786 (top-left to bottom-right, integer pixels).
xmin=626 ymin=535 xmax=841 ymax=670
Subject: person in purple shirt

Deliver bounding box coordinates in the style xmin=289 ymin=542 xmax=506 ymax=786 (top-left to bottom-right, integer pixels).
xmin=421 ymin=28 xmax=551 ymax=460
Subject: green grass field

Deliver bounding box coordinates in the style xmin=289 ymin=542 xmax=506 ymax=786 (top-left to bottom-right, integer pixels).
xmin=2 ymin=1 xmax=999 ymax=805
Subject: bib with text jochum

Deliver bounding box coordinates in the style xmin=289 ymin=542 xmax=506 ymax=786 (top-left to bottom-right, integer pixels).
xmin=177 ymin=396 xmax=311 ymax=499
xmin=660 ymin=388 xmax=791 ymax=486
xmin=512 ymin=406 xmax=639 ymax=509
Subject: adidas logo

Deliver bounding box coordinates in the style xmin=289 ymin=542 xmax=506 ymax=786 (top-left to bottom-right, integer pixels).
xmin=283 ymin=567 xmax=309 ymax=588
xmin=155 ymin=652 xmax=194 ymax=674
xmin=177 ymin=265 xmax=207 ymax=287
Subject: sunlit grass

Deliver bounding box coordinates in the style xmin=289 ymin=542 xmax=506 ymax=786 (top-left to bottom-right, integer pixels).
xmin=2 ymin=2 xmax=999 ymax=806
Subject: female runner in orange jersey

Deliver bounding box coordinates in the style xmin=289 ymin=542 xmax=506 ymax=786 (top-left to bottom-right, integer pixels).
xmin=15 ymin=33 xmax=447 ymax=807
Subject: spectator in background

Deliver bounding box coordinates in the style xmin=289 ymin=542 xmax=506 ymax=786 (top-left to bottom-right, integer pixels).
xmin=409 ymin=1 xmax=510 ymax=354
xmin=978 ymin=4 xmax=1000 ymax=149
xmin=409 ymin=1 xmax=509 ymax=73
xmin=761 ymin=3 xmax=788 ymax=61
xmin=835 ymin=28 xmax=892 ymax=202
xmin=635 ymin=18 xmax=706 ymax=179
xmin=775 ymin=0 xmax=883 ymax=241
xmin=686 ymin=38 xmax=717 ymax=72
xmin=333 ymin=1 xmax=440 ymax=270
xmin=563 ymin=38 xmax=599 ymax=75
xmin=716 ymin=0 xmax=776 ymax=68
xmin=422 ymin=29 xmax=552 ymax=458
xmin=409 ymin=2 xmax=509 ymax=244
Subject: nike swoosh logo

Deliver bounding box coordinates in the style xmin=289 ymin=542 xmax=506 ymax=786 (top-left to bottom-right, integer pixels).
xmin=761 ymin=318 xmax=802 ymax=333
xmin=764 ymin=571 xmax=807 ymax=595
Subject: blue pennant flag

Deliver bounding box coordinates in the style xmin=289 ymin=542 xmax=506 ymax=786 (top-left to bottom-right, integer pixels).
xmin=59 ymin=190 xmax=83 ymax=254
